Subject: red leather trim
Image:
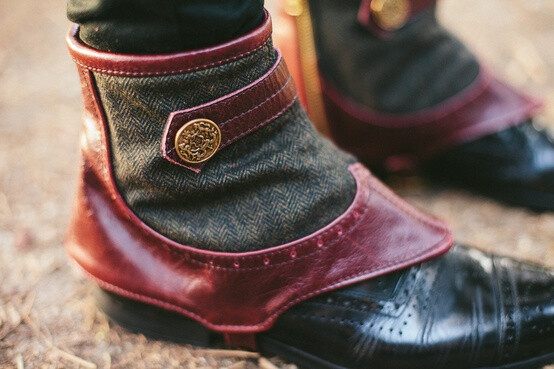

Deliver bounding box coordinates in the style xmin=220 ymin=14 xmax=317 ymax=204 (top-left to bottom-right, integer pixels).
xmin=161 ymin=53 xmax=297 ymax=172
xmin=358 ymin=0 xmax=437 ymax=38
xmin=321 ymin=69 xmax=542 ymax=172
xmin=67 ymin=69 xmax=454 ymax=331
xmin=76 ymin=68 xmax=112 ymax=185
xmin=66 ymin=11 xmax=272 ymax=77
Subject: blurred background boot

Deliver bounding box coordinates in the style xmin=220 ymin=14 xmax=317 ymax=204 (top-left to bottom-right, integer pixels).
xmin=273 ymin=0 xmax=554 ymax=212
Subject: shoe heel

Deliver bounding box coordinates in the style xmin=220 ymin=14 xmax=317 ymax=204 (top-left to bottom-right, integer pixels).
xmin=94 ymin=288 xmax=217 ymax=346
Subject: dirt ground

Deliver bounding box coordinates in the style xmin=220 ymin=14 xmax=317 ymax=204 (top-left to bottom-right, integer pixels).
xmin=0 ymin=0 xmax=553 ymax=368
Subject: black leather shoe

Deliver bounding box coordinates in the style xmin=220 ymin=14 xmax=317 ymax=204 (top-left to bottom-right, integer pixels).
xmin=423 ymin=121 xmax=554 ymax=212
xmin=97 ymin=244 xmax=554 ymax=369
xmin=262 ymin=244 xmax=554 ymax=369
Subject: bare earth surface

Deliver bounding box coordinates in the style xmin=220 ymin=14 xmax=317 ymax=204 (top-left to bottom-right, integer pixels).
xmin=0 ymin=0 xmax=553 ymax=368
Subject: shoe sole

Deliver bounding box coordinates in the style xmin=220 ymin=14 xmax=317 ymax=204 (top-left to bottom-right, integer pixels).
xmin=95 ymin=288 xmax=554 ymax=369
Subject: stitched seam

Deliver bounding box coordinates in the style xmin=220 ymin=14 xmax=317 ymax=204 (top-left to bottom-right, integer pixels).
xmin=220 ymin=76 xmax=292 ymax=128
xmin=150 ymin=184 xmax=366 ymax=270
xmin=222 ymin=93 xmax=297 ymax=147
xmin=324 ymin=69 xmax=491 ymax=126
xmin=263 ymin=234 xmax=451 ymax=329
xmin=133 ymin=201 xmax=362 ymax=263
xmin=180 ymin=189 xmax=363 ymax=271
xmin=72 ymin=40 xmax=270 ymax=77
xmin=111 ymin=165 xmax=448 ymax=271
xmin=80 ymin=270 xmax=226 ymax=332
xmin=127 ymin=165 xmax=450 ymax=269
xmin=164 ymin=60 xmax=287 ymax=154
xmin=167 ymin=64 xmax=286 ymax=138
xmin=197 ymin=58 xmax=283 ymax=120
xmin=109 ymin=166 xmax=369 ymax=268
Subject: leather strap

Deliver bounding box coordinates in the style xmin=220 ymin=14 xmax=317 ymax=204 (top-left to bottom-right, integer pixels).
xmin=358 ymin=0 xmax=437 ymax=37
xmin=67 ymin=11 xmax=273 ymax=77
xmin=161 ymin=53 xmax=297 ymax=172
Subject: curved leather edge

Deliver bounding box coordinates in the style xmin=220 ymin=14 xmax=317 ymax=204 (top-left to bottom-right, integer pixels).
xmin=66 ymin=11 xmax=272 ymax=77
xmin=322 ymin=68 xmax=543 ymax=172
xmin=161 ymin=52 xmax=298 ymax=173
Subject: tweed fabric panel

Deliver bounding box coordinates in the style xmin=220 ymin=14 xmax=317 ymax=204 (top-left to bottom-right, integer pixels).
xmin=308 ymin=0 xmax=480 ymax=113
xmin=93 ymin=43 xmax=357 ymax=252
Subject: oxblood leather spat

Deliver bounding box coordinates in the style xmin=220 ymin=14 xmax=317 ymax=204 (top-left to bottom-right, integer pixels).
xmin=65 ymin=12 xmax=452 ymax=343
xmin=67 ymin=153 xmax=453 ymax=332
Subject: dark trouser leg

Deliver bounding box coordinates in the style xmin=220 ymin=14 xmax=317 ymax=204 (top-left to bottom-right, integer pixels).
xmin=67 ymin=0 xmax=264 ymax=53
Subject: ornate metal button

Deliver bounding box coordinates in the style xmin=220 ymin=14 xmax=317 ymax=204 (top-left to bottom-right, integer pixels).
xmin=370 ymin=0 xmax=411 ymax=31
xmin=174 ymin=118 xmax=221 ymax=164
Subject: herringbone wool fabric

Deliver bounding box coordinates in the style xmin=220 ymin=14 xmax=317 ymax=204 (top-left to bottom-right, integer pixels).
xmin=93 ymin=41 xmax=357 ymax=252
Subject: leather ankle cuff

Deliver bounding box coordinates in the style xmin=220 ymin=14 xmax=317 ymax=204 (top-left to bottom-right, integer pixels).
xmin=67 ymin=11 xmax=273 ymax=77
xmin=321 ymin=69 xmax=542 ymax=172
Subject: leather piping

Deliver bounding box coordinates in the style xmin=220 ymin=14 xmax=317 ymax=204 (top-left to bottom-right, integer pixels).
xmin=66 ymin=11 xmax=272 ymax=77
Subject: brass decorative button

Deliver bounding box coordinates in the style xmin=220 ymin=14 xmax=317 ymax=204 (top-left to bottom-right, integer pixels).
xmin=175 ymin=118 xmax=221 ymax=164
xmin=370 ymin=0 xmax=411 ymax=31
